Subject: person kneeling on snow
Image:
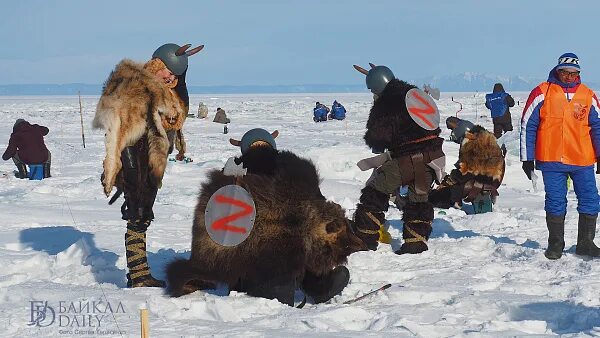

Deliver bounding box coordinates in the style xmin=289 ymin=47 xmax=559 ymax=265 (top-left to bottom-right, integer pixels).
xmin=521 ymin=52 xmax=600 ymax=260
xmin=2 ymin=119 xmax=51 ymax=179
xmin=429 ymin=117 xmax=504 ymax=213
xmin=313 ymin=102 xmax=329 ymax=122
xmin=329 ymin=100 xmax=346 ymax=120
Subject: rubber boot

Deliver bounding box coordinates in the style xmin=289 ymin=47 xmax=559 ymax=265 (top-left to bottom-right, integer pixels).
xmin=15 ymin=163 xmax=28 ymax=179
xmin=544 ymin=214 xmax=565 ymax=260
xmin=575 ymin=213 xmax=600 ymax=257
xmin=43 ymin=162 xmax=51 ymax=178
xmin=125 ymin=222 xmax=165 ymax=287
xmin=302 ymin=266 xmax=350 ymax=304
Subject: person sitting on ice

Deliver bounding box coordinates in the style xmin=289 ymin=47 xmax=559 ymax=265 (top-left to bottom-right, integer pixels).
xmin=313 ymin=102 xmax=329 ymax=122
xmin=429 ymin=116 xmax=505 ymax=214
xmin=329 ymin=100 xmax=347 ymax=120
xmin=2 ymin=118 xmax=51 ymax=179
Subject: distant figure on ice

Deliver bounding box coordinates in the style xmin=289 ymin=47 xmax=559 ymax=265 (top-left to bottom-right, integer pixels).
xmin=197 ymin=102 xmax=208 ymax=119
xmin=2 ymin=119 xmax=51 ymax=179
xmin=313 ymin=102 xmax=329 ymax=122
xmin=429 ymin=117 xmax=505 ymax=214
xmin=485 ymin=83 xmax=515 ymax=138
xmin=352 ymin=63 xmax=445 ymax=255
xmin=329 ymin=100 xmax=346 ymax=120
xmin=521 ymin=52 xmax=600 ymax=259
xmin=93 ymin=42 xmax=204 ymax=287
xmin=213 ymin=107 xmax=230 ymax=134
xmin=213 ymin=107 xmax=230 ymax=124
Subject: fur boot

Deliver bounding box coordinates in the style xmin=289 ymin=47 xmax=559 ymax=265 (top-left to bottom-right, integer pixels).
xmin=396 ymin=202 xmax=434 ymax=255
xmin=352 ymin=186 xmax=390 ymax=250
xmin=125 ymin=222 xmax=165 ymax=288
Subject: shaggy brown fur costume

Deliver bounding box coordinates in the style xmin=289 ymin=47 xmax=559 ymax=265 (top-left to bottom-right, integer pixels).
xmin=364 ymin=79 xmax=442 ymax=155
xmin=166 ymin=150 xmax=365 ymax=303
xmin=93 ymin=59 xmax=185 ymax=196
xmin=459 ymin=125 xmax=504 ymax=182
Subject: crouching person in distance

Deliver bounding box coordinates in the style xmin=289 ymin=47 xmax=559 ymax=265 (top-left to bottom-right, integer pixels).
xmin=429 ymin=117 xmax=505 ymax=213
xmin=93 ymin=43 xmax=203 ymax=287
xmin=166 ymin=128 xmax=365 ymax=305
xmin=2 ymin=119 xmax=51 ymax=179
xmin=352 ymin=63 xmax=445 ymax=255
xmin=521 ymin=52 xmax=600 ymax=260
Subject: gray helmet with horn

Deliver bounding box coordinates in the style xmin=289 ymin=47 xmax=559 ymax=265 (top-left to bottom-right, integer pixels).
xmin=353 ymin=63 xmax=396 ymax=95
xmin=152 ymin=43 xmax=204 ymax=76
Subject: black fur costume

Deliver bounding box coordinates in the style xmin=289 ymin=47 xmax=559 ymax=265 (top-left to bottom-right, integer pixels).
xmin=353 ymin=79 xmax=444 ymax=254
xmin=166 ymin=148 xmax=365 ymax=305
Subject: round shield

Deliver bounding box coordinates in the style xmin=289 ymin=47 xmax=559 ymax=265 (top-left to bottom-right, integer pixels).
xmin=405 ymin=88 xmax=440 ymax=130
xmin=205 ymin=185 xmax=256 ymax=246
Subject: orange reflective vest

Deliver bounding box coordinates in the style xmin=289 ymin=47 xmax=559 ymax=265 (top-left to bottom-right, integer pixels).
xmin=536 ymin=82 xmax=595 ymax=165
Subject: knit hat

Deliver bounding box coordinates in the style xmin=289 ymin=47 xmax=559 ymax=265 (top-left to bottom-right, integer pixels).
xmin=556 ymin=52 xmax=580 ymax=72
xmin=240 ymin=128 xmax=277 ymax=154
xmin=13 ymin=118 xmax=26 ymax=129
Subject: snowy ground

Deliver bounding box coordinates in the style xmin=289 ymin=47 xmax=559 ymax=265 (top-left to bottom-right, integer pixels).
xmin=1 ymin=92 xmax=599 ymax=337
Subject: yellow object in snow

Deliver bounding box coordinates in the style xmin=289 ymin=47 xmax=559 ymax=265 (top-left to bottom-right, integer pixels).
xmin=378 ymin=224 xmax=392 ymax=244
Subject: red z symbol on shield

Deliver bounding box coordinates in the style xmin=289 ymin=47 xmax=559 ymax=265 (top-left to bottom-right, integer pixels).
xmin=408 ymin=91 xmax=435 ymax=129
xmin=211 ymin=195 xmax=254 ymax=234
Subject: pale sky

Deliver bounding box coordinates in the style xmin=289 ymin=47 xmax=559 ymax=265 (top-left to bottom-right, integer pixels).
xmin=1 ymin=0 xmax=599 ymax=86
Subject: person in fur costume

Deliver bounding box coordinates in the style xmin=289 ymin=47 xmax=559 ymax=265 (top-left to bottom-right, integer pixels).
xmin=429 ymin=117 xmax=505 ymax=212
xmin=352 ymin=63 xmax=445 ymax=255
xmin=166 ymin=129 xmax=365 ymax=305
xmin=93 ymin=43 xmax=203 ymax=287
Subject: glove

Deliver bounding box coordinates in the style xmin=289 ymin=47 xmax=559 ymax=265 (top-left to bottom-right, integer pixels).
xmin=597 ymin=158 xmax=600 ymax=174
xmin=522 ymin=161 xmax=534 ymax=180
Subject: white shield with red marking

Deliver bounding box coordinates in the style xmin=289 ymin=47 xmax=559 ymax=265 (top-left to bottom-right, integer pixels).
xmin=405 ymin=88 xmax=440 ymax=130
xmin=205 ymin=185 xmax=256 ymax=246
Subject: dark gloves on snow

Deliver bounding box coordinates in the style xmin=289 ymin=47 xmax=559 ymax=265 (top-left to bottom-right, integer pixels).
xmin=522 ymin=161 xmax=534 ymax=180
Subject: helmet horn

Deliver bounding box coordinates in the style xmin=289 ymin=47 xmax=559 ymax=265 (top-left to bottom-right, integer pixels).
xmin=369 ymin=62 xmax=377 ymax=68
xmin=175 ymin=44 xmax=191 ymax=56
xmin=271 ymin=130 xmax=279 ymax=139
xmin=353 ymin=65 xmax=369 ymax=75
xmin=229 ymin=138 xmax=241 ymax=147
xmin=186 ymin=45 xmax=204 ymax=57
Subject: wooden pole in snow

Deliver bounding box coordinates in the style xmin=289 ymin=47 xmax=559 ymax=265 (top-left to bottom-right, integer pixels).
xmin=78 ymin=91 xmax=86 ymax=148
xmin=140 ymin=308 xmax=149 ymax=338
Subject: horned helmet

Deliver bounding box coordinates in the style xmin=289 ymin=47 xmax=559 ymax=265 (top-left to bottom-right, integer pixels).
xmin=353 ymin=62 xmax=396 ymax=96
xmin=152 ymin=43 xmax=204 ymax=76
xmin=230 ymin=128 xmax=279 ymax=154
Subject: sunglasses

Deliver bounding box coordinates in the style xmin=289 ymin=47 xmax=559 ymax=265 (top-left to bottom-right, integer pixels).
xmin=558 ymin=69 xmax=580 ymax=77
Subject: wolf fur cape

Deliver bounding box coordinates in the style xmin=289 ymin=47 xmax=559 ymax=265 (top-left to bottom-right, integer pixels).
xmin=458 ymin=125 xmax=505 ymax=182
xmin=166 ymin=150 xmax=365 ymax=299
xmin=93 ymin=59 xmax=186 ymax=196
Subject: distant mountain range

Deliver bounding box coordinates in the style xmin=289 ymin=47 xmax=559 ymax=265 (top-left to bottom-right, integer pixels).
xmin=0 ymin=73 xmax=597 ymax=95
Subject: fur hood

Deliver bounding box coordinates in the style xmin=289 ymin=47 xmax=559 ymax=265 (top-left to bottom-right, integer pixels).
xmin=93 ymin=59 xmax=186 ymax=196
